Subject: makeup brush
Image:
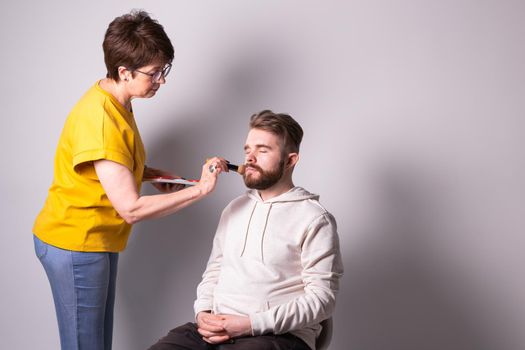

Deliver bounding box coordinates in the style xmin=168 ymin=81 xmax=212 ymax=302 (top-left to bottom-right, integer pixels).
xmin=226 ymin=163 xmax=246 ymax=175
xmin=208 ymin=161 xmax=245 ymax=174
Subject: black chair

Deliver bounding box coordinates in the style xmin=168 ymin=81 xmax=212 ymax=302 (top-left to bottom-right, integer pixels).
xmin=315 ymin=318 xmax=333 ymax=350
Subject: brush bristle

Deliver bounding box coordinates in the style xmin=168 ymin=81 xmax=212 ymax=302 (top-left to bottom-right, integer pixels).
xmin=237 ymin=164 xmax=246 ymax=175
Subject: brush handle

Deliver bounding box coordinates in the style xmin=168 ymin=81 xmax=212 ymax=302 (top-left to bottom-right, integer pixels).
xmin=206 ymin=159 xmax=245 ymax=175
xmin=227 ymin=163 xmax=245 ymax=174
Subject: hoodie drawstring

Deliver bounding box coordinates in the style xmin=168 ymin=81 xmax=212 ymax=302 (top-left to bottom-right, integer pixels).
xmin=240 ymin=202 xmax=257 ymax=257
xmin=259 ymin=203 xmax=272 ymax=264
xmin=240 ymin=202 xmax=273 ymax=264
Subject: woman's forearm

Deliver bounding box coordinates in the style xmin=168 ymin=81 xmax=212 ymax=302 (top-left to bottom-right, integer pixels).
xmin=121 ymin=184 xmax=205 ymax=224
xmin=94 ymin=159 xmax=223 ymax=224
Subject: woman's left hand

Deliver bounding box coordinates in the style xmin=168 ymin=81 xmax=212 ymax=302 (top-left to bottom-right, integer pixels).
xmin=143 ymin=166 xmax=185 ymax=193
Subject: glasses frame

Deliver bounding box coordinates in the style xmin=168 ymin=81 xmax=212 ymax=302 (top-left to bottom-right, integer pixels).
xmin=134 ymin=63 xmax=172 ymax=83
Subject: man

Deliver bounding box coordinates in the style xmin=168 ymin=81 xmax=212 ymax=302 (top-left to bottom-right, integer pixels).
xmin=149 ymin=110 xmax=343 ymax=350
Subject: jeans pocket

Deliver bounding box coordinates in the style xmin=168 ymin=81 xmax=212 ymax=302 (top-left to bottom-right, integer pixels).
xmin=33 ymin=235 xmax=48 ymax=260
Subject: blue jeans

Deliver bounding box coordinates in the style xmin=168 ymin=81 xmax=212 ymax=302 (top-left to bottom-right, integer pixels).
xmin=34 ymin=235 xmax=119 ymax=350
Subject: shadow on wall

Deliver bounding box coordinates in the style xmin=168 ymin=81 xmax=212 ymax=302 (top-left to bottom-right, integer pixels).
xmin=333 ymin=161 xmax=497 ymax=350
xmin=114 ymin=45 xmax=290 ymax=350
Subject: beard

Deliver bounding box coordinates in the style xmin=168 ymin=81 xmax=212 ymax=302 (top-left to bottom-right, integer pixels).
xmin=243 ymin=159 xmax=285 ymax=190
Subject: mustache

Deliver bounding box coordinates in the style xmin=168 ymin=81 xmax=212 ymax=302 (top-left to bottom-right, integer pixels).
xmin=245 ymin=164 xmax=263 ymax=172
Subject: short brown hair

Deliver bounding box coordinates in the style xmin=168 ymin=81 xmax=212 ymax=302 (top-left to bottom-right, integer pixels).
xmin=103 ymin=10 xmax=174 ymax=81
xmin=249 ymin=110 xmax=304 ymax=153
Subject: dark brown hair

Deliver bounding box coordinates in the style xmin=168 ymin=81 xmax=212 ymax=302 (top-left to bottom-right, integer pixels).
xmin=249 ymin=110 xmax=304 ymax=153
xmin=103 ymin=10 xmax=174 ymax=81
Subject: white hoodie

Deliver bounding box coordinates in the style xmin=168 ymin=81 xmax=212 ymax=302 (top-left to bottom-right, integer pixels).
xmin=194 ymin=187 xmax=344 ymax=350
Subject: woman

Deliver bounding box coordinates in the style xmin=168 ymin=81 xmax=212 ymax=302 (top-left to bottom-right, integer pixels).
xmin=32 ymin=10 xmax=227 ymax=350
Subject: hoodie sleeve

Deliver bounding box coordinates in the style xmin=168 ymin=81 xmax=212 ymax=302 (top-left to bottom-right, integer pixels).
xmin=249 ymin=212 xmax=344 ymax=335
xmin=193 ymin=207 xmax=229 ymax=316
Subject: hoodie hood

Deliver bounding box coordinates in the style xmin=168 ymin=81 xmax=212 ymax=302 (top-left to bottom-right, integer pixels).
xmin=246 ymin=186 xmax=319 ymax=203
xmin=240 ymin=187 xmax=320 ymax=263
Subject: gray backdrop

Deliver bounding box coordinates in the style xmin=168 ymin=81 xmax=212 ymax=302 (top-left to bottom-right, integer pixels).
xmin=1 ymin=1 xmax=524 ymax=349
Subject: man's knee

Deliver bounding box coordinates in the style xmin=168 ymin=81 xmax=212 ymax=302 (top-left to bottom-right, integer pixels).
xmin=148 ymin=323 xmax=203 ymax=350
xmin=215 ymin=335 xmax=284 ymax=350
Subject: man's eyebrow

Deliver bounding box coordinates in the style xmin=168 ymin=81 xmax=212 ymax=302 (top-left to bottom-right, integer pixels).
xmin=244 ymin=144 xmax=272 ymax=151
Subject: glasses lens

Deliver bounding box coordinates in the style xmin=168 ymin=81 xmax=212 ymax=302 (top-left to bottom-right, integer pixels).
xmin=151 ymin=64 xmax=172 ymax=82
xmin=152 ymin=71 xmax=162 ymax=82
xmin=163 ymin=64 xmax=172 ymax=78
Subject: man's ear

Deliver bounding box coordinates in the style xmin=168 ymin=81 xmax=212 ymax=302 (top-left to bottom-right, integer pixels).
xmin=286 ymin=153 xmax=299 ymax=169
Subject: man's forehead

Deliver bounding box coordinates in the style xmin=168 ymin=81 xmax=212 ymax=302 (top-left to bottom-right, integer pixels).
xmin=245 ymin=128 xmax=282 ymax=146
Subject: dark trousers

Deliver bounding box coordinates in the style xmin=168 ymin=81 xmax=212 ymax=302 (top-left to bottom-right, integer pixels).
xmin=148 ymin=322 xmax=311 ymax=350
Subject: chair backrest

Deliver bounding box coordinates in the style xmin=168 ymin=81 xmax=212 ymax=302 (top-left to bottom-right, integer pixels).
xmin=315 ymin=317 xmax=333 ymax=350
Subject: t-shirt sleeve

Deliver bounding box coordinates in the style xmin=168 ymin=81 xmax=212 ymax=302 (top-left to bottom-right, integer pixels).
xmin=71 ymin=108 xmax=134 ymax=175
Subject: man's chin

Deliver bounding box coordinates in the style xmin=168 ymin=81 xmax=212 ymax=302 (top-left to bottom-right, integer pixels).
xmin=244 ymin=176 xmax=264 ymax=189
xmin=243 ymin=179 xmax=259 ymax=189
xmin=243 ymin=163 xmax=284 ymax=190
xmin=245 ymin=183 xmax=266 ymax=190
xmin=243 ymin=171 xmax=258 ymax=181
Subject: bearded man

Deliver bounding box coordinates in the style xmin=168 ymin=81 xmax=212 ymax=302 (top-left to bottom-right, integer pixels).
xmin=149 ymin=110 xmax=343 ymax=350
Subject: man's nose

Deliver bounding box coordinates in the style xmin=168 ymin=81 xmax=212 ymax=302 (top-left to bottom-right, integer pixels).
xmin=245 ymin=153 xmax=255 ymax=163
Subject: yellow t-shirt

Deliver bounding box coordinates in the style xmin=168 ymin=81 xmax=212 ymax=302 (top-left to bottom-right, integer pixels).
xmin=33 ymin=81 xmax=146 ymax=252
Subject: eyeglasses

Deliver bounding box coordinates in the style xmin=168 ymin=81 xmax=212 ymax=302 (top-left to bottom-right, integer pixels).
xmin=134 ymin=63 xmax=172 ymax=83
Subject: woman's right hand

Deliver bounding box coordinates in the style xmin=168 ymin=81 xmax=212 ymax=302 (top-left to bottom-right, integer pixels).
xmin=197 ymin=157 xmax=228 ymax=195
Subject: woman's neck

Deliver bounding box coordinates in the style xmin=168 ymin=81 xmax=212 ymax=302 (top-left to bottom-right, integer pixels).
xmin=99 ymin=78 xmax=132 ymax=111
